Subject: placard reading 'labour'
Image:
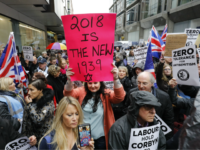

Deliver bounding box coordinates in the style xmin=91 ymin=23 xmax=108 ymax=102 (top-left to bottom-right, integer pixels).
xmin=61 ymin=14 xmax=116 ymax=82
xmin=128 ymin=124 xmax=160 ymax=150
xmin=5 ymin=136 xmax=37 ymax=150
xmin=172 ymin=45 xmax=200 ymax=86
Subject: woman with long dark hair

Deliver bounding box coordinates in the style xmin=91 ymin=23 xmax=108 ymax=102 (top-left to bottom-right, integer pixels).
xmin=63 ymin=64 xmax=126 ymax=150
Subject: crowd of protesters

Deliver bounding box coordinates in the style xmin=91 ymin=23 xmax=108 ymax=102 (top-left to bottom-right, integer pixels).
xmin=0 ymin=44 xmax=199 ymax=150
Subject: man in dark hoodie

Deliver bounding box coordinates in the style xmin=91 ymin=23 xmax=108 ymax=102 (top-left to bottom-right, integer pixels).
xmin=108 ymin=91 xmax=166 ymax=149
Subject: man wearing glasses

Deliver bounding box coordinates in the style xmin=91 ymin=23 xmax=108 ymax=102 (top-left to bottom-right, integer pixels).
xmin=127 ymin=72 xmax=174 ymax=140
xmin=108 ymin=91 xmax=166 ymax=149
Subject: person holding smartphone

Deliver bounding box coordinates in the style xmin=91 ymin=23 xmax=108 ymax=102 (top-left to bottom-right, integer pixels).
xmin=39 ymin=96 xmax=94 ymax=150
xmin=63 ymin=63 xmax=126 ymax=149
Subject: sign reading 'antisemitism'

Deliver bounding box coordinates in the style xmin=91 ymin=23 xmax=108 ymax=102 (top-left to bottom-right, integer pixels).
xmin=172 ymin=45 xmax=200 ymax=86
xmin=61 ymin=14 xmax=116 ymax=82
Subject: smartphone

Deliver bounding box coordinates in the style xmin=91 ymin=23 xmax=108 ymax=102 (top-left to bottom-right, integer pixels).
xmin=78 ymin=123 xmax=91 ymax=147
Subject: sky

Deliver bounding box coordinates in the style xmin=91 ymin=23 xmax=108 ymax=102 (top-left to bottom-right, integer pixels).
xmin=72 ymin=0 xmax=113 ymax=14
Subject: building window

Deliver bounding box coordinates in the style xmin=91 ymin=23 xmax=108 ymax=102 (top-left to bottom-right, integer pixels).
xmin=117 ymin=0 xmax=124 ymax=14
xmin=141 ymin=0 xmax=164 ymax=19
xmin=116 ymin=14 xmax=124 ymax=28
xmin=171 ymin=0 xmax=192 ymax=8
xmin=126 ymin=0 xmax=135 ymax=7
xmin=114 ymin=4 xmax=117 ymax=13
xmin=19 ymin=23 xmax=46 ymax=56
xmin=0 ymin=15 xmax=12 ymax=49
xmin=126 ymin=5 xmax=139 ymax=25
xmin=110 ymin=7 xmax=114 ymax=13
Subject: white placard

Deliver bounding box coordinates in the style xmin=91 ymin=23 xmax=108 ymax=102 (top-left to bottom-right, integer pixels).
xmin=125 ymin=50 xmax=130 ymax=56
xmin=133 ymin=47 xmax=148 ymax=64
xmin=104 ymin=81 xmax=114 ymax=91
xmin=154 ymin=114 xmax=172 ymax=135
xmin=127 ymin=57 xmax=135 ymax=66
xmin=5 ymin=136 xmax=37 ymax=150
xmin=172 ymin=45 xmax=200 ymax=86
xmin=22 ymin=46 xmax=33 ymax=61
xmin=184 ymin=28 xmax=200 ymax=46
xmin=128 ymin=124 xmax=160 ymax=150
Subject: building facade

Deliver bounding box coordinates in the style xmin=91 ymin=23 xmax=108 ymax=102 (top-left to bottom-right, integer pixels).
xmin=0 ymin=0 xmax=73 ymax=54
xmin=110 ymin=0 xmax=200 ymax=42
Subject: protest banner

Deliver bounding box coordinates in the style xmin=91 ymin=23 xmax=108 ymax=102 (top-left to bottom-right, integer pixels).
xmin=133 ymin=47 xmax=147 ymax=64
xmin=104 ymin=81 xmax=114 ymax=90
xmin=22 ymin=46 xmax=33 ymax=61
xmin=172 ymin=45 xmax=200 ymax=86
xmin=128 ymin=124 xmax=160 ymax=150
xmin=164 ymin=33 xmax=187 ymax=57
xmin=5 ymin=136 xmax=37 ymax=150
xmin=127 ymin=57 xmax=135 ymax=66
xmin=184 ymin=28 xmax=200 ymax=46
xmin=197 ymin=48 xmax=200 ymax=62
xmin=154 ymin=114 xmax=172 ymax=135
xmin=61 ymin=14 xmax=116 ymax=82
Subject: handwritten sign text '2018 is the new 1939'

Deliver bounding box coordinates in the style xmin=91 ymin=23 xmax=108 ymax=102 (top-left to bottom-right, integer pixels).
xmin=61 ymin=14 xmax=116 ymax=82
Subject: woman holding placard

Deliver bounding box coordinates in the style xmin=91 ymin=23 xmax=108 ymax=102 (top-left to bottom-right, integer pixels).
xmin=63 ymin=64 xmax=126 ymax=150
xmin=112 ymin=66 xmax=132 ymax=120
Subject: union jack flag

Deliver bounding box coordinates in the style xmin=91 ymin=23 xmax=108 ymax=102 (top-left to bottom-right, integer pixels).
xmin=161 ymin=24 xmax=167 ymax=43
xmin=151 ymin=26 xmax=165 ymax=59
xmin=144 ymin=41 xmax=157 ymax=88
xmin=0 ymin=32 xmax=27 ymax=85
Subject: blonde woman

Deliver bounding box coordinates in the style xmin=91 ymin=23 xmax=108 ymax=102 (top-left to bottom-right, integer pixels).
xmin=0 ymin=77 xmax=25 ymax=131
xmin=47 ymin=65 xmax=64 ymax=103
xmin=113 ymin=66 xmax=132 ymax=120
xmin=39 ymin=96 xmax=94 ymax=150
xmin=156 ymin=58 xmax=173 ymax=93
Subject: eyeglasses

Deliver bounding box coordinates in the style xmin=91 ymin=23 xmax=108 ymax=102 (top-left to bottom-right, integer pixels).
xmin=143 ymin=105 xmax=154 ymax=111
xmin=164 ymin=68 xmax=171 ymax=71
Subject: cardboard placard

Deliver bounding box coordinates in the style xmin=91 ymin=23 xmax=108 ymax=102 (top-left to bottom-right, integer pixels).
xmin=61 ymin=14 xmax=116 ymax=82
xmin=184 ymin=28 xmax=200 ymax=46
xmin=22 ymin=46 xmax=33 ymax=61
xmin=133 ymin=47 xmax=148 ymax=64
xmin=154 ymin=114 xmax=172 ymax=135
xmin=164 ymin=33 xmax=187 ymax=57
xmin=172 ymin=45 xmax=200 ymax=86
xmin=128 ymin=124 xmax=160 ymax=150
xmin=5 ymin=136 xmax=37 ymax=150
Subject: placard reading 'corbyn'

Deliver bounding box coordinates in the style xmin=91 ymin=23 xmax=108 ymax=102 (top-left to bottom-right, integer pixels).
xmin=128 ymin=124 xmax=160 ymax=150
xmin=61 ymin=14 xmax=116 ymax=82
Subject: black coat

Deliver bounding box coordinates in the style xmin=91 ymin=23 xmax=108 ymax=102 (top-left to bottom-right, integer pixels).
xmin=127 ymin=87 xmax=174 ymax=140
xmin=47 ymin=74 xmax=64 ymax=103
xmin=22 ymin=88 xmax=55 ymax=142
xmin=112 ymin=77 xmax=132 ymax=120
xmin=0 ymin=117 xmax=21 ymax=149
xmin=27 ymin=63 xmax=38 ymax=77
xmin=109 ymin=94 xmax=166 ymax=149
xmin=0 ymin=90 xmax=25 ymax=131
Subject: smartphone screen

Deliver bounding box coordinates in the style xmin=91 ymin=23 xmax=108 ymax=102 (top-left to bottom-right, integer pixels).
xmin=78 ymin=124 xmax=91 ymax=147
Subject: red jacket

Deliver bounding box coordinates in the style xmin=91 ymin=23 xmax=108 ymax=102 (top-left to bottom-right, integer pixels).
xmin=63 ymin=86 xmax=126 ymax=149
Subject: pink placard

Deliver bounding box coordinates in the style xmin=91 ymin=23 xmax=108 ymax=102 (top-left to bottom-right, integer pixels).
xmin=61 ymin=13 xmax=116 ymax=82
